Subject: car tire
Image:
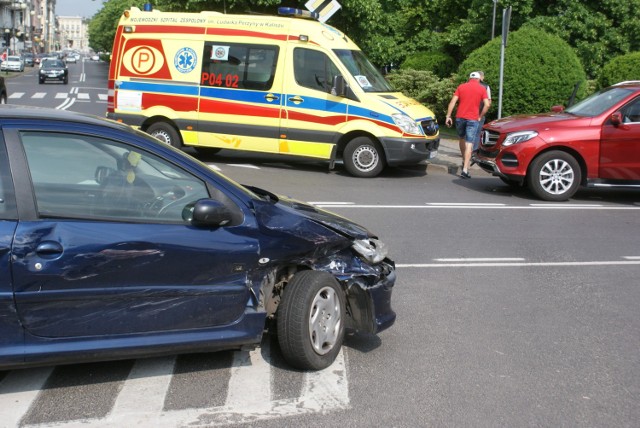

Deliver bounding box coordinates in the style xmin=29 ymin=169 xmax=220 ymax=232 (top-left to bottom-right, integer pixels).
xmin=277 ymin=270 xmax=345 ymax=370
xmin=147 ymin=122 xmax=182 ymax=148
xmin=39 ymin=78 xmax=44 ymax=84
xmin=527 ymin=150 xmax=581 ymax=201
xmin=343 ymin=136 xmax=385 ymax=177
xmin=64 ymin=77 xmax=68 ymax=84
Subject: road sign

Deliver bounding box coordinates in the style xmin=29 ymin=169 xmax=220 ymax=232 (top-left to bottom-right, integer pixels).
xmin=305 ymin=0 xmax=342 ymax=23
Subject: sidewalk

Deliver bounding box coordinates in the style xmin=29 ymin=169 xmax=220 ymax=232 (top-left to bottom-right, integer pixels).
xmin=425 ymin=137 xmax=483 ymax=175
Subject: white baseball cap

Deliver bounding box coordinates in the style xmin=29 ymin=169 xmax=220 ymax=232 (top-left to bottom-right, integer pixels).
xmin=469 ymin=71 xmax=481 ymax=79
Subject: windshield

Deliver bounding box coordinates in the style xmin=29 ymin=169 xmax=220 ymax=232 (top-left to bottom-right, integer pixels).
xmin=334 ymin=49 xmax=394 ymax=93
xmin=566 ymin=87 xmax=633 ymax=117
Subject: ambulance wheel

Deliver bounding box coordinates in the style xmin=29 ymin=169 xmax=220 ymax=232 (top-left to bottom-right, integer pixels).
xmin=343 ymin=136 xmax=385 ymax=177
xmin=147 ymin=122 xmax=182 ymax=148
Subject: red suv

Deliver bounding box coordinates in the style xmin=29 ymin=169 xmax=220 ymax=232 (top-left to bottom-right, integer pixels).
xmin=476 ymin=81 xmax=640 ymax=201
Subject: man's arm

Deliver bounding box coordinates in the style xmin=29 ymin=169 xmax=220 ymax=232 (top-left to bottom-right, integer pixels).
xmin=445 ymin=95 xmax=459 ymax=127
xmin=479 ymin=98 xmax=490 ymax=120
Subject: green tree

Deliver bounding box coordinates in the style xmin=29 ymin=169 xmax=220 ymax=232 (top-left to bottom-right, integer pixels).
xmin=459 ymin=26 xmax=587 ymax=117
xmin=88 ymin=0 xmax=147 ymax=53
xmin=599 ymin=52 xmax=640 ymax=88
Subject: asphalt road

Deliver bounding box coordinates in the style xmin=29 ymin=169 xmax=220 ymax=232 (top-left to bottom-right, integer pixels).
xmin=1 ymin=59 xmax=639 ymax=428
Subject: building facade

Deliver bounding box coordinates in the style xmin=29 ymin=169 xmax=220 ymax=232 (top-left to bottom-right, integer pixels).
xmin=58 ymin=15 xmax=87 ymax=53
xmin=0 ymin=0 xmax=59 ymax=54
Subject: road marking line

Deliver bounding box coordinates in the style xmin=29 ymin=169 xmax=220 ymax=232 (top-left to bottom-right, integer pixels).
xmin=98 ymin=94 xmax=108 ymax=100
xmin=228 ymin=164 xmax=260 ymax=169
xmin=309 ymin=201 xmax=355 ymax=205
xmin=398 ymin=260 xmax=640 ymax=268
xmin=427 ymin=202 xmax=506 ymax=206
xmin=314 ymin=204 xmax=640 ymax=210
xmin=2 ymin=348 xmax=350 ymax=427
xmin=225 ymin=345 xmax=272 ymax=412
xmin=8 ymin=92 xmax=24 ymax=98
xmin=55 ymin=92 xmax=68 ymax=98
xmin=205 ymin=163 xmax=221 ymax=171
xmin=435 ymin=258 xmax=525 ymax=262
xmin=107 ymin=356 xmax=175 ymax=416
xmin=623 ymin=256 xmax=640 ymax=260
xmin=0 ymin=367 xmax=53 ymax=426
xmin=32 ymin=92 xmax=46 ymax=99
xmin=78 ymin=93 xmax=90 ymax=100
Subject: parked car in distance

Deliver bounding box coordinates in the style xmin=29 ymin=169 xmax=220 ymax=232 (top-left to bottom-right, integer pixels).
xmin=1 ymin=55 xmax=24 ymax=72
xmin=23 ymin=53 xmax=34 ymax=67
xmin=64 ymin=54 xmax=76 ymax=64
xmin=476 ymin=81 xmax=640 ymax=201
xmin=39 ymin=59 xmax=68 ymax=84
xmin=0 ymin=106 xmax=396 ymax=371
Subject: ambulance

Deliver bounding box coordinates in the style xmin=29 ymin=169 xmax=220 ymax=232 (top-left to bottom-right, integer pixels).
xmin=107 ymin=5 xmax=439 ymax=177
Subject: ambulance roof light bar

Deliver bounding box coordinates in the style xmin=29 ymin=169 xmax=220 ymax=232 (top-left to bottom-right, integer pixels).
xmin=278 ymin=7 xmax=320 ymax=21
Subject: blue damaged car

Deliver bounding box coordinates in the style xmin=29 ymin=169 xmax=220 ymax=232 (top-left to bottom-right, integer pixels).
xmin=0 ymin=106 xmax=395 ymax=370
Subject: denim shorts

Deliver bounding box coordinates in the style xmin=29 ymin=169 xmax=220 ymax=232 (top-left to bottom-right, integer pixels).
xmin=455 ymin=118 xmax=481 ymax=144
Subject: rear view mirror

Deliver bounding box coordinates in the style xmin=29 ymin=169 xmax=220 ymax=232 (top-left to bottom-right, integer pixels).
xmin=551 ymin=105 xmax=565 ymax=113
xmin=183 ymin=199 xmax=233 ymax=227
xmin=332 ymin=75 xmax=346 ymax=97
xmin=610 ymin=111 xmax=623 ymax=126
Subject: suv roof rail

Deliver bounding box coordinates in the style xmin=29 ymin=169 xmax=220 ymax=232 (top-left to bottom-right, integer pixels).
xmin=613 ymin=80 xmax=640 ymax=86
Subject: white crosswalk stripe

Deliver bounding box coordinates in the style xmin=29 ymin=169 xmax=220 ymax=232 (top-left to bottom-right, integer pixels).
xmin=7 ymin=92 xmax=107 ymax=101
xmin=0 ymin=367 xmax=54 ymax=426
xmin=0 ymin=347 xmax=349 ymax=427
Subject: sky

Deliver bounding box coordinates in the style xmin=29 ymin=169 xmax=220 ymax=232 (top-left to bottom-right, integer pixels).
xmin=56 ymin=0 xmax=104 ymax=18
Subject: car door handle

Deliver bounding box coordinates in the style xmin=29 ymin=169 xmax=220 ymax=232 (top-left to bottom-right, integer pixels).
xmin=265 ymin=93 xmax=279 ymax=102
xmin=288 ymin=96 xmax=304 ymax=104
xmin=36 ymin=241 xmax=64 ymax=257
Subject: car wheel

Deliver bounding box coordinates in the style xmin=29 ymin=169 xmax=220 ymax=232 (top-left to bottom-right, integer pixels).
xmin=64 ymin=77 xmax=68 ymax=84
xmin=39 ymin=78 xmax=44 ymax=84
xmin=343 ymin=136 xmax=385 ymax=177
xmin=277 ymin=270 xmax=345 ymax=370
xmin=147 ymin=122 xmax=182 ymax=148
xmin=527 ymin=150 xmax=581 ymax=201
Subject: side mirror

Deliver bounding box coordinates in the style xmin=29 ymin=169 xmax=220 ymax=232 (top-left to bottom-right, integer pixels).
xmin=331 ymin=75 xmax=346 ymax=97
xmin=610 ymin=111 xmax=623 ymax=126
xmin=551 ymin=105 xmax=565 ymax=113
xmin=183 ymin=199 xmax=233 ymax=227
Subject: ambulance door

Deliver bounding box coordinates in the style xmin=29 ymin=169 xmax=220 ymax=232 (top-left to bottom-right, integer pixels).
xmin=280 ymin=47 xmax=347 ymax=159
xmin=198 ymin=42 xmax=282 ymax=153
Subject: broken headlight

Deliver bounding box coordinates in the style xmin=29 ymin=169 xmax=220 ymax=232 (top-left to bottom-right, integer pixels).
xmin=352 ymin=238 xmax=389 ymax=264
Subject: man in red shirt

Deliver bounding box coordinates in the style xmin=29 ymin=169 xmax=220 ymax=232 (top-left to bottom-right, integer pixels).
xmin=445 ymin=72 xmax=490 ymax=178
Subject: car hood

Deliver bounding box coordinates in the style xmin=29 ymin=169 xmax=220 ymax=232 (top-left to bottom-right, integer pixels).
xmin=249 ymin=189 xmax=371 ymax=262
xmin=376 ymin=92 xmax=437 ymax=121
xmin=486 ymin=112 xmax=583 ymax=132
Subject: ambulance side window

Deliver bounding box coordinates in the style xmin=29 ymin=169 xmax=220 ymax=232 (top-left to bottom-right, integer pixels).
xmin=293 ymin=48 xmax=341 ymax=93
xmin=201 ymin=42 xmax=278 ymax=91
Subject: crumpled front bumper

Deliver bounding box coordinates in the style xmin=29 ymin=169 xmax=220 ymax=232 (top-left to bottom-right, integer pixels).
xmin=315 ymin=253 xmax=396 ymax=335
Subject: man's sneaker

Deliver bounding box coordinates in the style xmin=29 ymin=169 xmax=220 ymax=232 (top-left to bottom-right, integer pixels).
xmin=460 ymin=171 xmax=471 ymax=179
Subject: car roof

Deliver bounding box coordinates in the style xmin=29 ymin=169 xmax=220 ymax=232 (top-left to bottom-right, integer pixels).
xmin=0 ymin=105 xmax=134 ymax=132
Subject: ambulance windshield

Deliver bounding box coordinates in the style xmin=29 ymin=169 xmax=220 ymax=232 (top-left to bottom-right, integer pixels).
xmin=334 ymin=49 xmax=394 ymax=93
